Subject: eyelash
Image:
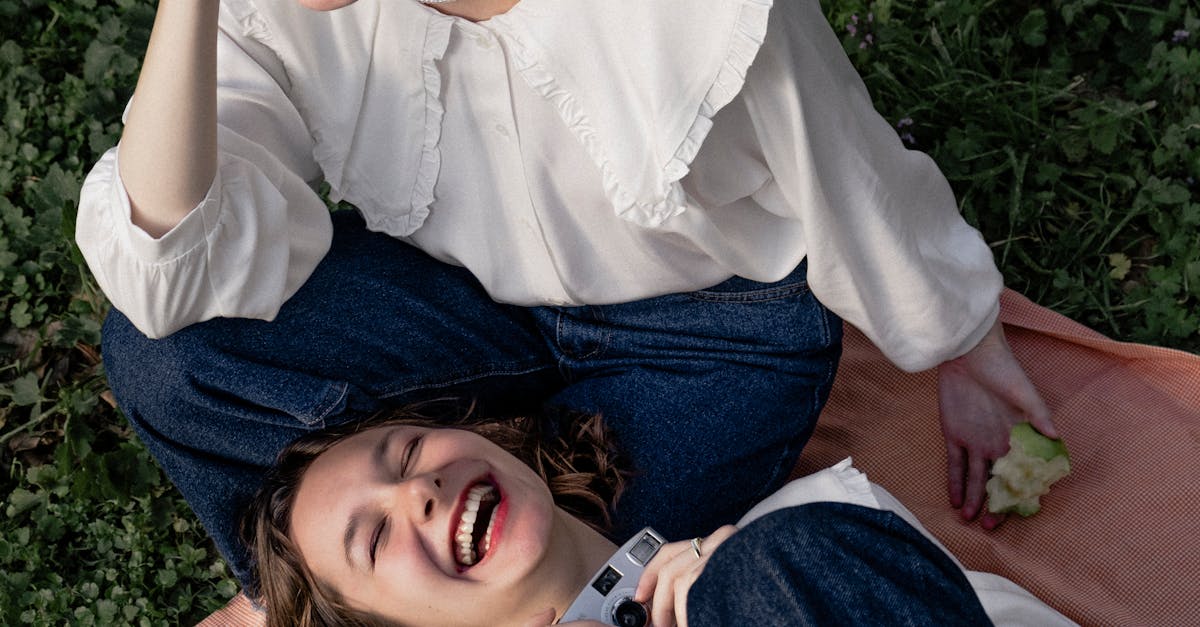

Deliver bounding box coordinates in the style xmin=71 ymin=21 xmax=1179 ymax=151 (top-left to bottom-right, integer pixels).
xmin=369 ymin=519 xmax=385 ymax=567
xmin=401 ymin=434 xmax=422 ymax=477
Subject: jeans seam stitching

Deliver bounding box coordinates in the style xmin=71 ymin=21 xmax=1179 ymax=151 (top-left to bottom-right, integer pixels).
xmin=377 ymin=363 xmax=555 ymax=399
xmin=555 ymin=312 xmax=572 ymax=379
xmin=753 ymin=333 xmax=840 ymax=504
xmin=306 ymin=380 xmax=349 ymax=425
xmin=576 ymin=306 xmax=608 ymax=360
xmin=818 ymin=302 xmax=833 ymax=347
xmin=687 ymin=282 xmax=810 ymax=303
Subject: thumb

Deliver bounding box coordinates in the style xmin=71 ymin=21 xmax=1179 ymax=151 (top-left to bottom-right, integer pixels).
xmin=1003 ymin=373 xmax=1056 ymax=438
xmin=1026 ymin=404 xmax=1058 ymax=440
xmin=988 ymin=340 xmax=1057 ymax=439
xmin=1000 ymin=363 xmax=1056 ymax=439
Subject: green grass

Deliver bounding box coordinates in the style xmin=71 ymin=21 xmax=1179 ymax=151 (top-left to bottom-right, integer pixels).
xmin=1 ymin=0 xmax=1196 ymax=623
xmin=830 ymin=0 xmax=1199 ymax=345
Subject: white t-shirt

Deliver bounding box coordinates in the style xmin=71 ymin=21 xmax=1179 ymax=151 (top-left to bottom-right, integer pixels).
xmin=743 ymin=460 xmax=1078 ymax=626
xmin=77 ymin=0 xmax=1002 ymax=371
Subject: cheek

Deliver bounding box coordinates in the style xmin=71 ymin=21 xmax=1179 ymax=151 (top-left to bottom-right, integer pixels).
xmin=298 ymin=0 xmax=358 ymax=10
xmin=370 ymin=560 xmax=461 ymax=624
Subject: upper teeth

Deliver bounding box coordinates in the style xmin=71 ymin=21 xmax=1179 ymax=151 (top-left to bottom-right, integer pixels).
xmin=456 ymin=484 xmax=497 ymax=566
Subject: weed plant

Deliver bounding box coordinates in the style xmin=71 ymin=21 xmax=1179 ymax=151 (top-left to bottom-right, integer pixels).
xmin=830 ymin=0 xmax=1199 ymax=345
xmin=0 ymin=0 xmax=1196 ymax=623
xmin=1 ymin=1 xmax=238 ymax=624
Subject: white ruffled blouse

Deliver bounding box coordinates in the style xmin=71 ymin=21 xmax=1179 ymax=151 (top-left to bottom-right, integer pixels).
xmin=76 ymin=0 xmax=1002 ymax=371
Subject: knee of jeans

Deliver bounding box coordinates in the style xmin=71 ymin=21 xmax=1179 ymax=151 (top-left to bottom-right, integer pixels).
xmin=102 ymin=308 xmax=354 ymax=434
xmin=742 ymin=503 xmax=948 ymax=568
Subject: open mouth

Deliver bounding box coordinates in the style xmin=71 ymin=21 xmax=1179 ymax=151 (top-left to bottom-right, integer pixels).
xmin=453 ymin=481 xmax=500 ymax=568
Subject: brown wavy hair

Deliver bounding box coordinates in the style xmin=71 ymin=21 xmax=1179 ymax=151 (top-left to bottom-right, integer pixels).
xmin=241 ymin=402 xmax=631 ymax=627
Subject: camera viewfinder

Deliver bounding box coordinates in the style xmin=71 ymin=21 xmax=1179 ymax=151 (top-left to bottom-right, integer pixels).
xmin=591 ymin=566 xmax=623 ymax=595
xmin=628 ymin=533 xmax=662 ymax=566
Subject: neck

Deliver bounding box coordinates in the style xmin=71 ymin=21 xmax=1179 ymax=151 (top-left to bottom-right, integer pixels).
xmin=538 ymin=510 xmax=618 ymax=624
xmin=424 ymin=0 xmax=520 ymax=22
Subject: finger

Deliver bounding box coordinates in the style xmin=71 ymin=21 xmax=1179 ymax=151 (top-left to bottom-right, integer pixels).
xmin=1009 ymin=383 xmax=1056 ymax=438
xmin=650 ymin=549 xmax=695 ymax=627
xmin=675 ymin=569 xmax=695 ymax=627
xmin=992 ymin=348 xmax=1057 ymax=439
xmin=979 ymin=510 xmax=1006 ymax=531
xmin=658 ymin=527 xmax=736 ymax=627
xmin=700 ymin=525 xmax=738 ymax=556
xmin=634 ymin=541 xmax=690 ymax=602
xmin=946 ymin=443 xmax=966 ymax=509
xmin=633 ymin=562 xmax=660 ymax=603
xmin=1028 ymin=409 xmax=1059 ymax=440
xmin=961 ymin=453 xmax=989 ymax=520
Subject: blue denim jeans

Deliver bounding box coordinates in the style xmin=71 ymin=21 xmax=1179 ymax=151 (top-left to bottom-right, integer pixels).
xmin=101 ymin=210 xmax=842 ymax=586
xmin=689 ymin=503 xmax=993 ymax=626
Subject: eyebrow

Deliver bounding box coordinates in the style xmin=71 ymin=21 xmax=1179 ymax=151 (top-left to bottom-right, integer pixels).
xmin=342 ymin=507 xmax=367 ymax=571
xmin=341 ymin=428 xmax=399 ymax=570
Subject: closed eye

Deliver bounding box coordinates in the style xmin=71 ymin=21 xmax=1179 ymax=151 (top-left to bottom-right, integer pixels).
xmin=400 ymin=435 xmax=423 ymax=477
xmin=369 ymin=518 xmax=386 ymax=568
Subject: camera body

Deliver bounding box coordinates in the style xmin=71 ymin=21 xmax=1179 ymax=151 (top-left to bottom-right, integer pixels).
xmin=558 ymin=527 xmax=666 ymax=626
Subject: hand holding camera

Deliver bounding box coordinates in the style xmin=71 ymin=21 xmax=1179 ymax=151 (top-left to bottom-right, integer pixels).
xmin=632 ymin=525 xmax=738 ymax=627
xmin=553 ymin=525 xmax=738 ymax=627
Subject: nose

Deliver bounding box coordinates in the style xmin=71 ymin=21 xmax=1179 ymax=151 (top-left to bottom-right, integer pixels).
xmin=398 ymin=473 xmax=443 ymax=520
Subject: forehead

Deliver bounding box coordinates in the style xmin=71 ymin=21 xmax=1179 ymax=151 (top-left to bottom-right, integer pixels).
xmin=289 ymin=428 xmax=398 ymax=574
xmin=311 ymin=427 xmax=390 ymax=479
xmin=291 ymin=428 xmax=391 ymax=527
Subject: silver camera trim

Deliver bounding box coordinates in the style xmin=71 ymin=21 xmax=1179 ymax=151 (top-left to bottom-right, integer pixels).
xmin=558 ymin=527 xmax=666 ymax=626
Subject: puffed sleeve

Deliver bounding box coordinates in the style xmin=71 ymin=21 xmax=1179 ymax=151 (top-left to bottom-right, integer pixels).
xmin=742 ymin=0 xmax=1002 ymax=371
xmin=76 ymin=5 xmax=332 ymax=339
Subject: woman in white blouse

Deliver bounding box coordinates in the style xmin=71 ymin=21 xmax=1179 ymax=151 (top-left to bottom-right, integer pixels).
xmin=77 ymin=0 xmax=1059 ymax=589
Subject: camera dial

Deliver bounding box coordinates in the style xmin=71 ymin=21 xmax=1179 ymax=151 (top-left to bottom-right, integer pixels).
xmin=612 ymin=598 xmax=648 ymax=627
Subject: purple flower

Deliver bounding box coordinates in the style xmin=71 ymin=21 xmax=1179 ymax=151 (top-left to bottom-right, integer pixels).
xmin=1172 ymin=29 xmax=1190 ymax=44
xmin=896 ymin=117 xmax=914 ymax=128
xmin=901 ymin=132 xmax=917 ymax=145
xmin=846 ymin=12 xmax=876 ymax=48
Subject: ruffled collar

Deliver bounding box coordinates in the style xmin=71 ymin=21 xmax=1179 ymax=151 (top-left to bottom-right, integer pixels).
xmin=483 ymin=0 xmax=773 ymax=227
xmin=230 ymin=0 xmax=773 ymax=233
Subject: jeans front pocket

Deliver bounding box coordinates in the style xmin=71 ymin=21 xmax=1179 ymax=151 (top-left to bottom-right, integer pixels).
xmin=686 ymin=261 xmax=810 ymax=304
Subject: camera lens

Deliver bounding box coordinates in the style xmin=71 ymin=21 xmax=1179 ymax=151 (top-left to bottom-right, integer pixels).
xmin=611 ymin=598 xmax=648 ymax=627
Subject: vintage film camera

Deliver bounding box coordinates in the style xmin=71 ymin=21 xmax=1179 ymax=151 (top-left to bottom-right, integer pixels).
xmin=558 ymin=527 xmax=666 ymax=626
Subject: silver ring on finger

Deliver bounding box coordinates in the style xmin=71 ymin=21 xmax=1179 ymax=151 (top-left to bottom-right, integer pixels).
xmin=690 ymin=537 xmax=703 ymax=559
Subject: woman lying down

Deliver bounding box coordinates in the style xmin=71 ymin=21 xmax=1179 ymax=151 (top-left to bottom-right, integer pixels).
xmin=243 ymin=406 xmax=1075 ymax=626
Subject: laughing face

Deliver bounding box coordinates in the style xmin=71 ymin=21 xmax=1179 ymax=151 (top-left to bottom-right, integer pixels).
xmin=289 ymin=424 xmax=608 ymax=626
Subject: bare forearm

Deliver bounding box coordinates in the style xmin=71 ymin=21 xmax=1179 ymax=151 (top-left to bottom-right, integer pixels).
xmin=117 ymin=0 xmax=220 ymax=238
